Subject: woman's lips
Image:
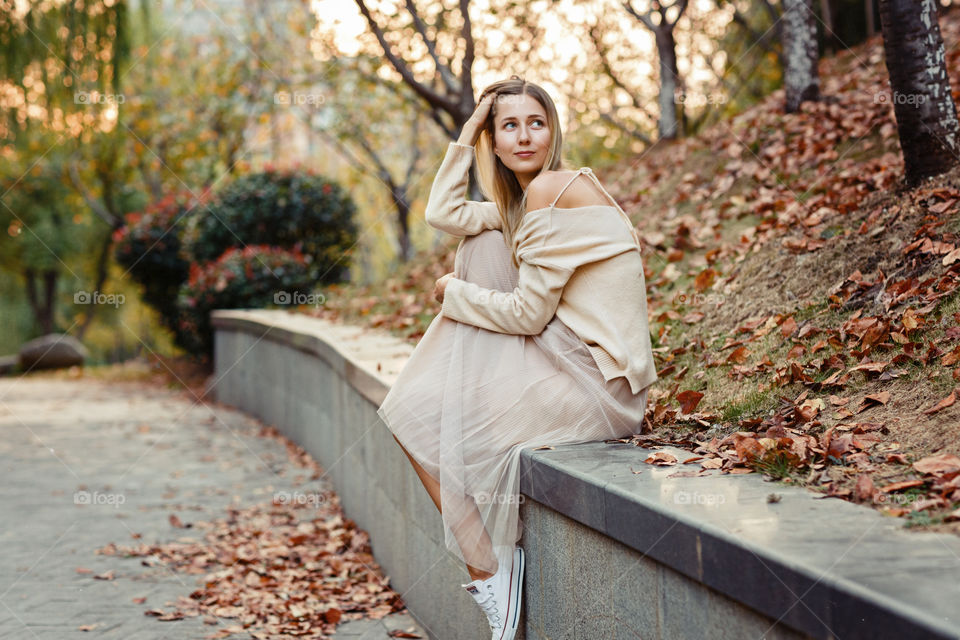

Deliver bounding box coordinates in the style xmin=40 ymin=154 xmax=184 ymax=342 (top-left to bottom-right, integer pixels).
xmin=515 ymin=151 xmax=535 ymax=157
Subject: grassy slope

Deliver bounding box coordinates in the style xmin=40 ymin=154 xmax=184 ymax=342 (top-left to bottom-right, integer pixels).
xmin=308 ymin=11 xmax=960 ymax=533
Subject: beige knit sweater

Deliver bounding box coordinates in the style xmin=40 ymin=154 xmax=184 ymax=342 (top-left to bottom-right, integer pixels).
xmin=428 ymin=141 xmax=658 ymax=395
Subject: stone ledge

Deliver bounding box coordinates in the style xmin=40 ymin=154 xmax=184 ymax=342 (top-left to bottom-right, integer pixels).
xmin=522 ymin=442 xmax=960 ymax=639
xmin=212 ymin=309 xmax=960 ymax=639
xmin=211 ymin=309 xmax=412 ymax=406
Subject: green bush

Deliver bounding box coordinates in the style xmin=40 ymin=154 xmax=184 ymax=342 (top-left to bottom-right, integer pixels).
xmin=176 ymin=245 xmax=316 ymax=356
xmin=112 ymin=191 xmax=202 ymax=336
xmin=189 ymin=169 xmax=358 ymax=283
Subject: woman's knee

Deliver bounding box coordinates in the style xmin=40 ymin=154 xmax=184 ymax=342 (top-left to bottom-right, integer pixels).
xmin=455 ymin=229 xmax=516 ymax=289
xmin=457 ymin=229 xmax=506 ymax=264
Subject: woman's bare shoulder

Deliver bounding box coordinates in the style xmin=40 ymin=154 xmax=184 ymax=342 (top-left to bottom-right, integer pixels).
xmin=526 ymin=167 xmax=607 ymax=211
xmin=525 ymin=168 xmax=587 ymax=211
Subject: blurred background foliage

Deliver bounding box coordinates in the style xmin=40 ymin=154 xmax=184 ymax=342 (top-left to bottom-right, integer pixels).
xmin=0 ymin=0 xmax=890 ymax=363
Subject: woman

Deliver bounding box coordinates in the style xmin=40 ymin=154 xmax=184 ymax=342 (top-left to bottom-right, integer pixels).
xmin=376 ymin=75 xmax=658 ymax=640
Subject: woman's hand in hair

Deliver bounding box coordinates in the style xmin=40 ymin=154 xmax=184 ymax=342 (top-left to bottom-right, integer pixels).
xmin=434 ymin=272 xmax=456 ymax=304
xmin=456 ymin=93 xmax=496 ymax=147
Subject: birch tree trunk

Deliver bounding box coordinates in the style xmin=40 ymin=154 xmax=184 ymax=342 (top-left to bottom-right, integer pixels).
xmin=878 ymin=0 xmax=960 ymax=186
xmin=782 ymin=0 xmax=821 ymax=113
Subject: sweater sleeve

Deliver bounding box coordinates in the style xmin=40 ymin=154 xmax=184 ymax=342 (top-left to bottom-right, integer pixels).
xmin=424 ymin=142 xmax=502 ymax=236
xmin=440 ymin=252 xmax=574 ymax=335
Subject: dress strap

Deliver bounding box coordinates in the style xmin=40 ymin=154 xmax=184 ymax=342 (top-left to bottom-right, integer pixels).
xmin=547 ymin=167 xmax=643 ymax=250
xmin=549 ymin=167 xmax=593 ymax=208
xmin=579 ymin=167 xmax=645 ymax=250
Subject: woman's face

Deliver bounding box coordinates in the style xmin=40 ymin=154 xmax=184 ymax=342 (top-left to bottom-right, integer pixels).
xmin=491 ymin=93 xmax=551 ymax=177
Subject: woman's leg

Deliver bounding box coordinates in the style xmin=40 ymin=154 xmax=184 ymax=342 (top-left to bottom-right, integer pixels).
xmin=393 ymin=434 xmax=497 ymax=581
xmin=389 ymin=230 xmax=515 ymax=581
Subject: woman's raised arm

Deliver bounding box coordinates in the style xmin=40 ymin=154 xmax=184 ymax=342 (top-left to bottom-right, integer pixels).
xmin=424 ymin=93 xmax=502 ymax=237
xmin=424 ymin=142 xmax=502 ymax=236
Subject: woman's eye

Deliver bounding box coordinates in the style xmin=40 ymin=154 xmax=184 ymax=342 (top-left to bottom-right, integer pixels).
xmin=505 ymin=119 xmax=544 ymax=129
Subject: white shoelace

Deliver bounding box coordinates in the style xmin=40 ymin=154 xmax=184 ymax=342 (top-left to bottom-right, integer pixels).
xmin=475 ymin=585 xmax=503 ymax=630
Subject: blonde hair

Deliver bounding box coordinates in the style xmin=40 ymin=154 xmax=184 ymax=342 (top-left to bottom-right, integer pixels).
xmin=472 ymin=75 xmax=565 ymax=268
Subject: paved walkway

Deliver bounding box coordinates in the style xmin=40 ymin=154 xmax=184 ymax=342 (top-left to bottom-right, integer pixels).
xmin=0 ymin=372 xmax=426 ymax=639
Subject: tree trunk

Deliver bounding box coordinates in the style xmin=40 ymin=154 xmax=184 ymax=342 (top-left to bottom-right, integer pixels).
xmin=865 ymin=0 xmax=876 ymax=38
xmin=76 ymin=230 xmax=115 ymax=341
xmin=878 ymin=0 xmax=960 ymax=186
xmin=819 ymin=0 xmax=837 ymax=54
xmin=24 ymin=268 xmax=58 ymax=334
xmin=393 ymin=186 xmax=412 ymax=263
xmin=782 ymin=0 xmax=821 ymax=113
xmin=656 ymin=27 xmax=680 ymax=140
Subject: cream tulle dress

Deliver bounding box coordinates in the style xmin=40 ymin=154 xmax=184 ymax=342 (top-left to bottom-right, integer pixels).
xmin=376 ymin=222 xmax=650 ymax=576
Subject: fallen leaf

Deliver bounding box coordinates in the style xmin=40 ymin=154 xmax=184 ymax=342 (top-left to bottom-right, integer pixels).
xmin=644 ymin=451 xmax=678 ymax=466
xmin=878 ymin=479 xmax=925 ymax=493
xmin=855 ymin=392 xmax=890 ymax=413
xmin=854 ymin=474 xmax=875 ymax=502
xmin=676 ymin=390 xmax=704 ymax=414
xmin=921 ymin=390 xmax=956 ymax=415
xmin=912 ymin=453 xmax=960 ymax=475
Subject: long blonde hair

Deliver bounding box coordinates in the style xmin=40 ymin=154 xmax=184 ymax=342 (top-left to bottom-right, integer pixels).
xmin=472 ymin=76 xmax=565 ymax=268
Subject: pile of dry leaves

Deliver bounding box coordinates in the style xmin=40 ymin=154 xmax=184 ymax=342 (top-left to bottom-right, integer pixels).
xmin=89 ymin=425 xmax=417 ymax=640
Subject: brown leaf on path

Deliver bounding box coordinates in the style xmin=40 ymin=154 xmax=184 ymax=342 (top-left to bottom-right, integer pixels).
xmin=75 ymin=567 xmax=93 ymax=574
xmin=735 ymin=437 xmax=764 ymax=463
xmin=726 ymin=346 xmax=749 ymax=364
xmin=854 ymin=474 xmax=876 ymax=502
xmin=827 ymin=434 xmax=855 ymax=459
xmin=644 ymin=451 xmax=678 ymax=466
xmin=944 ymin=508 xmax=960 ymax=523
xmin=902 ymin=308 xmax=921 ymax=330
xmin=780 ymin=316 xmax=798 ymax=338
xmin=531 ymin=445 xmax=555 ymax=451
xmin=694 ymin=268 xmax=717 ymax=292
xmin=921 ymin=390 xmax=956 ymax=415
xmin=93 ymin=570 xmax=115 ymax=580
xmin=169 ymin=514 xmax=185 ymax=528
xmin=78 ymin=624 xmax=100 ymax=631
xmin=941 ymin=345 xmax=960 ymax=366
xmin=700 ymin=458 xmax=723 ymax=470
xmin=132 ymin=596 xmax=147 ymax=604
xmin=389 ymin=630 xmax=424 ymax=638
xmin=849 ymin=361 xmax=889 ymax=373
xmin=855 ymin=392 xmax=890 ymax=413
xmin=676 ymin=390 xmax=704 ymax=414
xmin=878 ymin=479 xmax=926 ymax=493
xmin=912 ymin=453 xmax=960 ymax=476
xmin=682 ymin=456 xmax=705 ymax=464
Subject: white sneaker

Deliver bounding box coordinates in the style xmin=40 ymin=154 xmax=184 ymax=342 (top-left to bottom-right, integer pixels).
xmin=461 ymin=545 xmax=524 ymax=640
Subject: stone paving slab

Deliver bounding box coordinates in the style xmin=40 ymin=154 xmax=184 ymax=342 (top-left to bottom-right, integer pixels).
xmin=0 ymin=373 xmax=426 ymax=640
